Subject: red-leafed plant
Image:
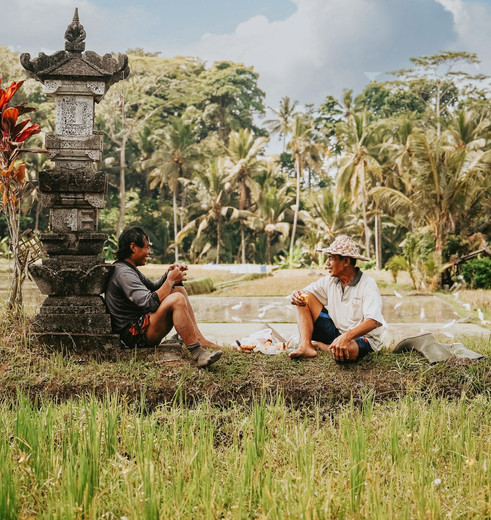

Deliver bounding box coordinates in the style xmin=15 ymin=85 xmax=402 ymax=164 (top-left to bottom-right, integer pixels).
xmin=0 ymin=78 xmax=46 ymax=314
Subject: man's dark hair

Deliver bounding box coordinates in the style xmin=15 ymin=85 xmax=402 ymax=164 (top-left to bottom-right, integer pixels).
xmin=116 ymin=226 xmax=149 ymax=260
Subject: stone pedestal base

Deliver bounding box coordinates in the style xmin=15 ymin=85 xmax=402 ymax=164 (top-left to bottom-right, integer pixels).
xmin=33 ymin=332 xmax=121 ymax=360
xmin=34 ymin=313 xmax=112 ymax=334
xmin=33 ymin=333 xmax=185 ymax=362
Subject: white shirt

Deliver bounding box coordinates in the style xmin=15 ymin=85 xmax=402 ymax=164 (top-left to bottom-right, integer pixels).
xmin=303 ymin=269 xmax=384 ymax=350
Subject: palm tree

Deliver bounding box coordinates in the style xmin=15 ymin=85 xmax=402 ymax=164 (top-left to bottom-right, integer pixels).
xmin=287 ymin=115 xmax=327 ymax=264
xmin=265 ymin=96 xmax=299 ymax=151
xmin=225 ymin=129 xmax=268 ymax=263
xmin=446 ymin=109 xmax=489 ymax=150
xmin=249 ymin=161 xmax=294 ymax=264
xmin=373 ymin=110 xmax=491 ymax=264
xmin=391 ymin=116 xmax=416 ymax=184
xmin=145 ymin=118 xmax=200 ymax=262
xmin=301 ymin=189 xmax=356 ymax=247
xmin=336 ymin=111 xmax=384 ymax=258
xmin=98 ymin=72 xmax=167 ymax=237
xmin=367 ymin=115 xmax=419 ymax=269
xmin=342 ymin=89 xmax=354 ymax=120
xmin=176 ymin=158 xmax=237 ymax=263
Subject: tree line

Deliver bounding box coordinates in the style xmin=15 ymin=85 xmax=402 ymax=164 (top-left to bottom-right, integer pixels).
xmin=0 ymin=46 xmax=490 ymax=287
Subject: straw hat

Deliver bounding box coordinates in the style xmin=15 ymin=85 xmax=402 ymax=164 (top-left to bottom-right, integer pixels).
xmin=316 ymin=235 xmax=370 ymax=261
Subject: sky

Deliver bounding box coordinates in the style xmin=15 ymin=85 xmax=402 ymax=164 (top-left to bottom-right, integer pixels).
xmin=2 ymin=0 xmax=491 ymax=111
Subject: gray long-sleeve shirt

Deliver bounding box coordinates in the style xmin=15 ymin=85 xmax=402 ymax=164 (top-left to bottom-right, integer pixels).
xmin=105 ymin=261 xmax=167 ymax=332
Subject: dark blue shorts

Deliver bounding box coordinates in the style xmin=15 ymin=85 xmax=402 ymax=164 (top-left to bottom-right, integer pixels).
xmin=312 ymin=307 xmax=373 ymax=360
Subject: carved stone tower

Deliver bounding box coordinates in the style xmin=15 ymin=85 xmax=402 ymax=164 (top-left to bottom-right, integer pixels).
xmin=20 ymin=9 xmax=130 ymax=353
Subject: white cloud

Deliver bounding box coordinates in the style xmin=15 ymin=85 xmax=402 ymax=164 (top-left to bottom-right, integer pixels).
xmin=3 ymin=0 xmax=491 ymax=110
xmin=437 ymin=0 xmax=468 ymax=19
xmin=2 ymin=0 xmax=94 ymax=54
xmin=0 ymin=0 xmax=158 ymax=56
xmin=437 ymin=0 xmax=491 ymax=73
xmin=160 ymin=0 xmax=459 ymax=108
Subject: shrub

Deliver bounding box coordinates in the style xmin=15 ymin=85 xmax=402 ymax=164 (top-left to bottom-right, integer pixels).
xmin=443 ymin=234 xmax=470 ymax=262
xmin=460 ymin=257 xmax=491 ymax=289
xmin=401 ymin=232 xmax=436 ymax=290
xmin=273 ymin=246 xmax=308 ymax=269
xmin=385 ymin=255 xmax=407 ymax=283
xmin=0 ymin=79 xmax=46 ymax=315
xmin=183 ymin=277 xmax=214 ymax=295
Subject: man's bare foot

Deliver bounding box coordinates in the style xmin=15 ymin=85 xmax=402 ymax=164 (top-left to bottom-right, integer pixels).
xmin=311 ymin=341 xmax=331 ymax=352
xmin=289 ymin=344 xmax=318 ymax=359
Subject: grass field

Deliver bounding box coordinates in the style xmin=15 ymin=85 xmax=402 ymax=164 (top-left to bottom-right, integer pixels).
xmin=0 ymin=392 xmax=489 ymax=519
xmin=0 ymin=261 xmax=489 ymax=518
xmin=0 ymin=313 xmax=489 ymax=518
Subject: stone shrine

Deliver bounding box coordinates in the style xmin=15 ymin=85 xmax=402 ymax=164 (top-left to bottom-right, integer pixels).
xmin=20 ymin=9 xmax=130 ymax=353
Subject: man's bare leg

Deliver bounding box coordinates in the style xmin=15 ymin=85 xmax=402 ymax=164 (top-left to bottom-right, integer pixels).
xmin=313 ymin=338 xmax=362 ymax=360
xmin=311 ymin=341 xmax=331 ymax=352
xmin=174 ymin=286 xmax=221 ymax=348
xmin=145 ymin=292 xmax=222 ymax=367
xmin=289 ymin=296 xmax=324 ymax=359
xmin=146 ymin=292 xmax=199 ymax=346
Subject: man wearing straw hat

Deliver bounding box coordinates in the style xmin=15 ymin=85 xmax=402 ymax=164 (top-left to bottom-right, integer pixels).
xmin=289 ymin=235 xmax=384 ymax=362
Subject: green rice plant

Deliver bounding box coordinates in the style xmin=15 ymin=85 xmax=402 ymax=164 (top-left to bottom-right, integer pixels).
xmin=14 ymin=393 xmax=56 ymax=488
xmin=390 ymin=416 xmax=402 ymax=465
xmin=102 ymin=392 xmax=120 ymax=459
xmin=0 ymin=436 xmax=17 ymax=520
xmin=239 ymin=399 xmax=268 ymax=515
xmin=348 ymin=424 xmax=367 ymax=513
xmin=0 ymin=392 xmax=489 ymax=519
xmin=53 ymin=398 xmax=101 ymax=519
xmin=337 ymin=397 xmax=369 ymax=514
xmin=293 ymin=418 xmax=318 ymax=518
xmin=135 ymin=421 xmax=160 ymax=520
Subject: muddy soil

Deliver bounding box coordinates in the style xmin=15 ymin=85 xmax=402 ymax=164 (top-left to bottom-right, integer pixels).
xmin=0 ymin=342 xmax=488 ymax=412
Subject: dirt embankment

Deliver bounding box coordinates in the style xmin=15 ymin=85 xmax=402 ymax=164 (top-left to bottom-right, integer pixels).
xmin=0 ymin=339 xmax=489 ymax=411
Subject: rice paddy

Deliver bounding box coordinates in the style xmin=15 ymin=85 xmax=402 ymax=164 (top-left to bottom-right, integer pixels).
xmin=0 ymin=263 xmax=489 ymax=518
xmin=0 ymin=392 xmax=489 ymax=519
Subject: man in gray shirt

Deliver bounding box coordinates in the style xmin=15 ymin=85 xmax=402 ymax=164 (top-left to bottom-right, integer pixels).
xmin=105 ymin=226 xmax=222 ymax=368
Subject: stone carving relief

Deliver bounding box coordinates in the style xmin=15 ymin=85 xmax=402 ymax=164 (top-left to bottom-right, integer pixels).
xmin=39 ymin=169 xmax=106 ymax=193
xmin=56 ymin=96 xmax=93 ymax=136
xmin=40 ymin=191 xmax=105 ymax=210
xmin=64 ymin=7 xmax=86 ymax=53
xmin=86 ymin=82 xmax=105 ymax=96
xmin=84 ymin=193 xmax=105 ymax=208
xmin=45 ymin=80 xmax=105 ymax=97
xmin=44 ymin=80 xmax=63 ymax=94
xmin=50 ymin=208 xmax=97 ymax=233
xmin=86 ymin=150 xmax=100 ymax=160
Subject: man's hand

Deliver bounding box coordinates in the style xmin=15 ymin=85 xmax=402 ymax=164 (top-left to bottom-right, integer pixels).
xmin=290 ymin=290 xmax=309 ymax=306
xmin=167 ymin=263 xmax=188 ymax=274
xmin=167 ymin=265 xmax=187 ymax=286
xmin=329 ymin=333 xmax=351 ymax=361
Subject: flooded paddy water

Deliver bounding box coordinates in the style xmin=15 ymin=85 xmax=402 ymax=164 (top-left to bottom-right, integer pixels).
xmin=7 ymin=281 xmax=460 ymax=325
xmin=0 ymin=274 xmax=45 ymax=314
xmin=190 ymin=294 xmax=489 ymax=345
xmin=4 ymin=265 xmax=487 ymax=346
xmin=188 ymin=294 xmax=459 ymax=324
